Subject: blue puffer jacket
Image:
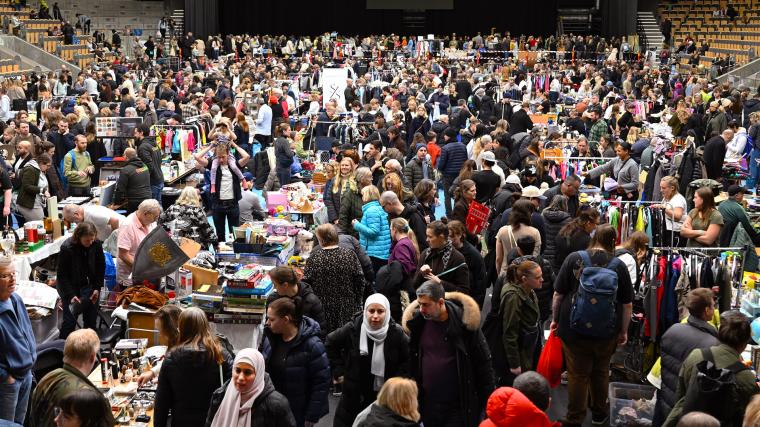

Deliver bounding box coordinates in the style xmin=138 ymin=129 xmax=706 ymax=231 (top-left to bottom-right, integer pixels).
xmin=353 ymin=200 xmax=391 ymax=260
xmin=0 ymin=293 xmax=37 ymax=383
xmin=261 ymin=316 xmax=331 ymax=427
xmin=438 ymin=141 xmax=468 ymax=178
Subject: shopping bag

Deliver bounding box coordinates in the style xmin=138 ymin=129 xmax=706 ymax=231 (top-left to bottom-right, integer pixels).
xmin=465 ymin=200 xmax=490 ymax=235
xmin=536 ymin=330 xmax=563 ymax=388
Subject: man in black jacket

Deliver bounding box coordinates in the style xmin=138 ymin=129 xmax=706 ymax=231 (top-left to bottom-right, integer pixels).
xmin=56 ymin=222 xmax=105 ymax=339
xmin=113 ymin=148 xmax=151 ymax=214
xmin=135 ymin=124 xmax=164 ymax=204
xmin=509 ymin=101 xmax=534 ymax=135
xmin=402 ymin=282 xmax=495 ymax=427
xmin=703 ymin=129 xmax=733 ymax=180
xmin=653 ymin=288 xmax=719 ymax=426
xmin=379 ymin=191 xmax=428 ymax=251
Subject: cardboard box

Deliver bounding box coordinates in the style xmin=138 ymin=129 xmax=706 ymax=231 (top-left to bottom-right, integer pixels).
xmin=182 ymin=263 xmax=219 ymax=290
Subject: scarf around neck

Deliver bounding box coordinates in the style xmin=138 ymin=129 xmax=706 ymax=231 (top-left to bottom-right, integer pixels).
xmin=210 ymin=349 xmax=266 ymax=427
xmin=360 ymin=293 xmax=391 ymax=391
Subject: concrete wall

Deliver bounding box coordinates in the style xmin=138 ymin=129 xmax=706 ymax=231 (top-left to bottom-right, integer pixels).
xmin=30 ymin=0 xmax=167 ymax=35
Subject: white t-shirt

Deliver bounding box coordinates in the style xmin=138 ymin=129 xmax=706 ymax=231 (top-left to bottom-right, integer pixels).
xmin=617 ymin=252 xmax=638 ymax=286
xmin=664 ymin=193 xmax=688 ymax=232
xmin=84 ymin=205 xmax=126 ymax=242
xmin=219 ymin=166 xmax=234 ymax=201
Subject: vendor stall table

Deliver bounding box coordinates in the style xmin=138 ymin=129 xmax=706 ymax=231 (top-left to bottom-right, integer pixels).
xmin=13 ymin=236 xmax=66 ymax=280
xmin=87 ymin=368 xmax=154 ymax=427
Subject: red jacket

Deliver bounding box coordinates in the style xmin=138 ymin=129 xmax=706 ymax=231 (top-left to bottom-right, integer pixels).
xmin=479 ymin=387 xmax=556 ymax=427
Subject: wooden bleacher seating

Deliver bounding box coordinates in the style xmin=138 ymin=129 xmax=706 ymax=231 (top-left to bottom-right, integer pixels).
xmin=0 ymin=58 xmax=18 ymax=74
xmin=20 ymin=27 xmax=45 ymax=45
xmin=38 ymin=34 xmax=63 ymax=54
xmin=56 ymin=44 xmax=89 ymax=63
xmin=658 ymin=0 xmax=760 ymax=69
xmin=74 ymin=53 xmax=96 ymax=70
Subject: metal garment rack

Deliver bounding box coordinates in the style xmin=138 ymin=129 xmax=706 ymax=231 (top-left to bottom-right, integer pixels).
xmin=606 ymin=200 xmax=677 ymax=248
xmin=647 ymin=245 xmax=748 ymax=308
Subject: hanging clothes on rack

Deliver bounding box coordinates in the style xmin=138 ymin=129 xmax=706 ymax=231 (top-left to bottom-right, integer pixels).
xmin=641 ymin=247 xmax=745 ymax=339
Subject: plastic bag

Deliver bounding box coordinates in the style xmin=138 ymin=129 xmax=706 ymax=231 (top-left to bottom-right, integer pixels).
xmin=536 ymin=330 xmax=563 ymax=388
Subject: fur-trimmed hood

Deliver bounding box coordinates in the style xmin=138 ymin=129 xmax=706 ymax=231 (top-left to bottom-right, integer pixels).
xmin=401 ymin=291 xmax=481 ymax=334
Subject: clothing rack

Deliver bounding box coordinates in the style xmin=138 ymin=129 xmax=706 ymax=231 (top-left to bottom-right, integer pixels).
xmin=609 ymin=200 xmax=677 ymax=247
xmin=543 ymin=156 xmax=612 ymax=161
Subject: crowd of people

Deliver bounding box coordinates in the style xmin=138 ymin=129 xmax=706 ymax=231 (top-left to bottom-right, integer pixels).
xmin=0 ymin=12 xmax=759 ymax=426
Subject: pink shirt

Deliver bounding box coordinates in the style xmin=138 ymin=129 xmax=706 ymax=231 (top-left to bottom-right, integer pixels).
xmin=117 ymin=212 xmax=155 ymax=286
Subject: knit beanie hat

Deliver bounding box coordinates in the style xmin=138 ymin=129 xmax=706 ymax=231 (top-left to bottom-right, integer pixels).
xmin=416 ymin=143 xmax=427 ymax=152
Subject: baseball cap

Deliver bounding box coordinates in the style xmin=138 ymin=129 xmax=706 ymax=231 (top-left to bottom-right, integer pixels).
xmin=521 ymin=185 xmax=546 ymax=200
xmin=479 ymin=150 xmax=496 ymax=165
xmin=728 ymin=185 xmax=748 ymax=197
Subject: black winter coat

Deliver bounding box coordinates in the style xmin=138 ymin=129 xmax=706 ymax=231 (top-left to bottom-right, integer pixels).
xmin=460 ymin=241 xmax=486 ymax=308
xmin=323 ymin=179 xmax=343 ymax=224
xmin=154 ymin=345 xmax=234 ymax=427
xmin=541 ymin=209 xmax=572 ymax=269
xmin=266 ymin=282 xmax=327 ymax=340
xmin=402 ymin=292 xmax=495 ymax=427
xmin=56 ymin=238 xmax=105 ymax=303
xmin=205 ymin=375 xmax=296 ymax=427
xmin=261 ymin=316 xmax=331 ymax=427
xmin=359 ymin=403 xmax=421 ymax=427
xmin=412 ymin=245 xmax=470 ymax=294
xmin=113 ymin=157 xmax=152 ymax=212
xmin=325 ymin=314 xmax=410 ymax=427
xmin=653 ymin=315 xmax=719 ymax=426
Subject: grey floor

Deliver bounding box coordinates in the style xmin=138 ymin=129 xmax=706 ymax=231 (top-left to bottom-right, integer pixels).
xmin=315 ymin=285 xmax=601 ymax=427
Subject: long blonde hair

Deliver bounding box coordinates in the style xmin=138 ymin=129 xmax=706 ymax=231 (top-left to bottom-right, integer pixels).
xmin=332 ymin=157 xmax=356 ymax=194
xmin=377 ymin=378 xmax=420 ymax=422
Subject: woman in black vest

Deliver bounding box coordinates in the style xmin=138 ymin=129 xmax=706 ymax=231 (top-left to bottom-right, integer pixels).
xmin=194 ymin=140 xmax=250 ymax=244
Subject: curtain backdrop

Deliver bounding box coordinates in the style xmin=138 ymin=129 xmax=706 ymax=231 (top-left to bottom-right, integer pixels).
xmin=184 ymin=0 xmax=219 ymax=39
xmin=215 ymin=0 xmax=558 ymax=37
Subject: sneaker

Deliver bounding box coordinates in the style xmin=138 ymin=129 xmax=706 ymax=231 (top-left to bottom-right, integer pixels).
xmin=591 ymin=413 xmax=609 ymax=426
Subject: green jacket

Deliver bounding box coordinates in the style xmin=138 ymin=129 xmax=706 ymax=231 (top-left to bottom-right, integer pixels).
xmin=16 ymin=162 xmax=42 ymax=209
xmin=338 ymin=186 xmax=363 ymax=238
xmin=662 ymin=344 xmax=760 ymax=427
xmin=62 ymin=149 xmax=92 ymax=188
xmin=29 ymin=363 xmax=114 ymax=427
xmin=718 ymin=199 xmax=760 ymax=248
xmin=500 ymin=281 xmax=540 ymax=371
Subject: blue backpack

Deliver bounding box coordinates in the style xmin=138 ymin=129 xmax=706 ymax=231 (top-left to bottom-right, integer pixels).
xmin=58 ymin=151 xmax=77 ymax=190
xmin=570 ymin=251 xmax=622 ymax=339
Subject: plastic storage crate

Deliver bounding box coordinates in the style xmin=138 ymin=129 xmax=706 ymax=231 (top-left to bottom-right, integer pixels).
xmin=609 ymin=382 xmax=656 ymax=426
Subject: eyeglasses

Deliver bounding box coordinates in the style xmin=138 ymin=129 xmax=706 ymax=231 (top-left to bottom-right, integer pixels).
xmin=0 ymin=272 xmax=16 ymax=281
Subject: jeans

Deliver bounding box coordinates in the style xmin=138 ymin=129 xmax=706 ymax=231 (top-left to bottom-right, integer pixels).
xmin=59 ymin=287 xmax=98 ymax=340
xmin=277 ymin=168 xmax=291 ymax=187
xmin=151 ymin=182 xmax=164 ymax=205
xmin=213 ymin=201 xmax=240 ymax=243
xmin=0 ymin=371 xmax=32 ymax=425
xmin=561 ymin=336 xmax=618 ymax=424
xmin=749 ymin=148 xmax=760 ymax=189
xmin=441 ymin=174 xmax=456 ymax=217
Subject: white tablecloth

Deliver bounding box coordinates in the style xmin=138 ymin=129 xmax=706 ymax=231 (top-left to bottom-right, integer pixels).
xmin=14 ymin=237 xmax=67 ymax=280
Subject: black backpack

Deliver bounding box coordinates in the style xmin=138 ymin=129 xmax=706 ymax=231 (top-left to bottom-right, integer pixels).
xmin=681 ymin=348 xmax=749 ymax=426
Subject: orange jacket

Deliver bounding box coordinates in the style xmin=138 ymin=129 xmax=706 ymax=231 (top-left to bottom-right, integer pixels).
xmin=479 ymin=387 xmax=555 ymax=427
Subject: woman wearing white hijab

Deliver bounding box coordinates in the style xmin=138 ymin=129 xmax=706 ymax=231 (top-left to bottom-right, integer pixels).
xmin=206 ymin=348 xmax=296 ymax=427
xmin=325 ymin=293 xmax=410 ymax=427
